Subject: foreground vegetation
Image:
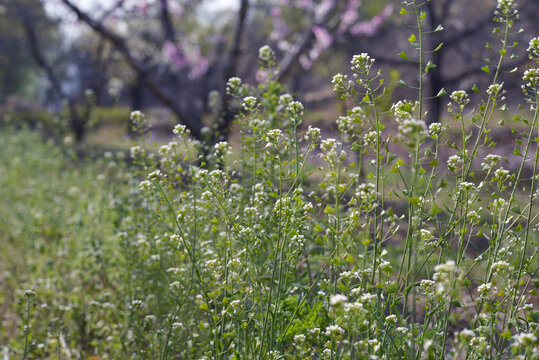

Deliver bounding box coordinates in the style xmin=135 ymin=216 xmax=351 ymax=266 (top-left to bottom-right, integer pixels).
xmin=1 ymin=1 xmax=539 ymax=359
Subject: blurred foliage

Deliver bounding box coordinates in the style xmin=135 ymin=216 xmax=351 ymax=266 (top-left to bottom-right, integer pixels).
xmin=0 ymin=0 xmax=60 ymax=99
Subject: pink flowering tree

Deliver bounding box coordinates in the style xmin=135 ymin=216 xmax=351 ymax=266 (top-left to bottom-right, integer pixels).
xmin=53 ymin=0 xmax=390 ymax=143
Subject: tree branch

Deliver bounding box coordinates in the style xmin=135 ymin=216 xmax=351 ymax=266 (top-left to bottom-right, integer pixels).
xmin=59 ymin=0 xmax=204 ymax=139
xmin=276 ymin=0 xmax=339 ymax=81
xmin=214 ymin=0 xmax=249 ymax=142
xmin=160 ymin=0 xmax=177 ymax=43
xmin=20 ymin=18 xmax=66 ymax=99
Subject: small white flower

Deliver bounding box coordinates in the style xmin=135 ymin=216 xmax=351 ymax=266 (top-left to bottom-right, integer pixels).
xmin=329 ymin=294 xmax=348 ymax=307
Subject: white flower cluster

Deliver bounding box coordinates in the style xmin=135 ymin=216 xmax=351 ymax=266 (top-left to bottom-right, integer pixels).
xmin=304 ymin=125 xmax=321 ymax=143
xmin=130 ymin=110 xmax=146 ymax=129
xmin=495 ymin=0 xmax=518 ymax=17
xmin=528 ymin=37 xmax=539 ymax=59
xmin=226 ymin=77 xmax=242 ymax=97
xmin=259 ymin=45 xmax=276 ymax=65
xmin=336 ymin=115 xmax=354 ymax=134
xmin=332 ymin=73 xmax=350 ymax=94
xmin=447 ymin=154 xmax=463 ymax=173
xmin=130 ymin=145 xmax=145 ymax=160
xmin=320 ymin=138 xmax=345 ymax=164
xmin=481 ymin=154 xmax=501 ymax=171
xmin=449 ymin=90 xmax=470 ymax=107
xmin=173 ymin=124 xmax=188 ymax=136
xmin=351 ymin=53 xmax=375 ymax=73
xmin=428 ymin=122 xmax=442 ymax=139
xmin=522 ymin=68 xmax=539 ymax=95
xmin=487 ymin=83 xmax=504 ymax=99
xmin=329 ymin=294 xmax=348 ymax=307
xmin=242 ymin=96 xmax=259 ymax=113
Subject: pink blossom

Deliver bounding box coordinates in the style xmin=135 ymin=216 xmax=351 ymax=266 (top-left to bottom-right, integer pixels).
xmin=256 ymin=69 xmax=269 ymax=83
xmin=162 ymin=41 xmax=186 ymax=68
xmin=314 ymin=0 xmax=334 ymax=20
xmin=338 ymin=0 xmax=361 ymax=34
xmin=299 ymin=54 xmax=312 ymax=70
xmin=189 ymin=57 xmax=209 ymax=79
xmin=296 ymin=0 xmax=314 ymax=10
xmin=350 ymin=5 xmax=392 ymax=36
xmin=270 ymin=7 xmax=282 ymax=18
xmin=270 ymin=7 xmax=289 ymax=41
xmin=312 ymin=25 xmax=333 ymax=49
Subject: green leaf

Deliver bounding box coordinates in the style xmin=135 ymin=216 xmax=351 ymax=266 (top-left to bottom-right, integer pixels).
xmin=397 ymin=79 xmax=409 ymax=87
xmin=323 ymin=205 xmax=335 ymax=215
xmin=512 ymin=147 xmax=522 ymax=156
xmin=481 ymin=65 xmax=490 ymax=74
xmin=501 ymin=330 xmax=511 ymax=340
xmin=408 ymin=34 xmax=417 ymax=42
xmin=472 ymin=84 xmax=480 ymax=93
xmin=436 ymin=88 xmax=447 ymax=97
xmin=425 ymin=61 xmax=437 ymax=74
xmin=398 ymin=50 xmax=409 ymax=60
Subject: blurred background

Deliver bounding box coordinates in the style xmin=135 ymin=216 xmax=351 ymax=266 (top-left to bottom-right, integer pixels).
xmin=0 ymin=0 xmax=537 ymax=146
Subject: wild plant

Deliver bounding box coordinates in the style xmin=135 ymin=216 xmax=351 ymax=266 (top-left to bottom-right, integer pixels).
xmin=131 ymin=0 xmax=538 ymax=358
xmin=2 ymin=0 xmax=538 ymax=359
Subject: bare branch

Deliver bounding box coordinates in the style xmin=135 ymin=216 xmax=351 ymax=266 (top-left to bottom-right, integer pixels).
xmin=160 ymin=0 xmax=176 ymax=43
xmin=214 ymin=0 xmax=249 ymax=142
xmin=277 ymin=0 xmax=339 ymax=81
xmin=20 ymin=18 xmax=66 ymax=99
xmin=99 ymin=0 xmax=126 ymax=22
xmin=59 ymin=0 xmax=204 ymax=139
